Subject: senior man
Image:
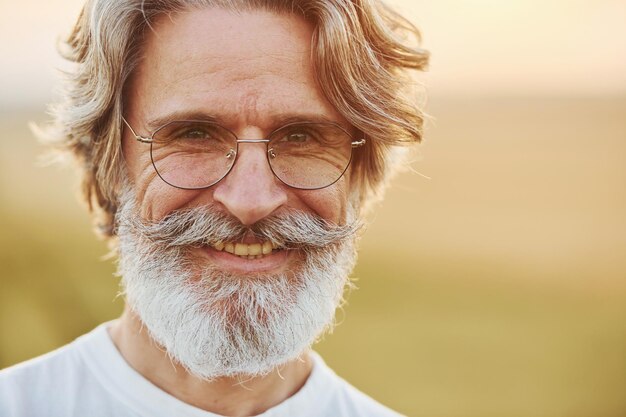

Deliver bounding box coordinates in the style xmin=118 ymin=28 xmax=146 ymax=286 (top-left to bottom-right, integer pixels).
xmin=0 ymin=0 xmax=428 ymax=416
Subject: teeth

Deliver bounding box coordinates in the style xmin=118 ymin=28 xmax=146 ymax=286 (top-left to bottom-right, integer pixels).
xmin=213 ymin=241 xmax=276 ymax=258
xmin=248 ymin=243 xmax=262 ymax=256
xmin=234 ymin=243 xmax=248 ymax=256
xmin=224 ymin=242 xmax=235 ymax=254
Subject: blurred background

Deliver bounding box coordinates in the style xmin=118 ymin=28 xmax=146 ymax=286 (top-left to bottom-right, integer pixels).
xmin=1 ymin=0 xmax=625 ymax=416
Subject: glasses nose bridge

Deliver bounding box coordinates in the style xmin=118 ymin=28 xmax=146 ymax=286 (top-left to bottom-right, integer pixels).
xmin=233 ymin=139 xmax=272 ymax=161
xmin=235 ymin=138 xmax=271 ymax=145
xmin=230 ymin=138 xmax=273 ymax=176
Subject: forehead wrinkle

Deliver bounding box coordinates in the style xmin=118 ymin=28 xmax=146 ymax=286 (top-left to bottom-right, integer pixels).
xmin=155 ymin=51 xmax=306 ymax=101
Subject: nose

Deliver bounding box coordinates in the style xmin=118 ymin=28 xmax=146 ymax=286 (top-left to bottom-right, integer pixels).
xmin=212 ymin=143 xmax=288 ymax=225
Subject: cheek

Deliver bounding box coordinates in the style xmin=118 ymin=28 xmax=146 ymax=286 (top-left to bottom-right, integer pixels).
xmin=297 ymin=176 xmax=351 ymax=224
xmin=123 ymin=137 xmax=206 ymax=221
xmin=141 ymin=188 xmax=205 ymax=221
xmin=122 ymin=135 xmax=150 ymax=183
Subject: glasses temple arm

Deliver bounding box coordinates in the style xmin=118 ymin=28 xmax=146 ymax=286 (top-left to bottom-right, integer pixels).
xmin=122 ymin=117 xmax=153 ymax=143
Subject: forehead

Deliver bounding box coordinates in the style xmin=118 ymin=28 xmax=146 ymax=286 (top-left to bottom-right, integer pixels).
xmin=127 ymin=7 xmax=346 ymax=131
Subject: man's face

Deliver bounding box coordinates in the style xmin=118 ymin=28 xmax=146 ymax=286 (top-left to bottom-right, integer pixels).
xmin=118 ymin=8 xmax=359 ymax=379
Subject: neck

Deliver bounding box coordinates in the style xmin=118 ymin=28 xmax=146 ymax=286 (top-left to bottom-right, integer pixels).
xmin=109 ymin=307 xmax=313 ymax=416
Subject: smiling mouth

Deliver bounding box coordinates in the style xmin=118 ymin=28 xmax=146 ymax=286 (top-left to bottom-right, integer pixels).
xmin=211 ymin=240 xmax=282 ymax=260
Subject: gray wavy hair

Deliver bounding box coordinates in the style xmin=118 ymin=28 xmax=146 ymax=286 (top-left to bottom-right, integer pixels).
xmin=43 ymin=0 xmax=429 ymax=239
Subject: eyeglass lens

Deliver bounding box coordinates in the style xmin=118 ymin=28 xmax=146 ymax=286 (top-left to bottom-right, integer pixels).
xmin=149 ymin=121 xmax=354 ymax=190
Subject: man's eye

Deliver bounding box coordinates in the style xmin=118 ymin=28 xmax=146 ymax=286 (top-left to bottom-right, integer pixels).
xmin=155 ymin=122 xmax=234 ymax=146
xmin=284 ymin=132 xmax=310 ymax=143
xmin=278 ymin=129 xmax=323 ymax=145
xmin=177 ymin=128 xmax=211 ymax=140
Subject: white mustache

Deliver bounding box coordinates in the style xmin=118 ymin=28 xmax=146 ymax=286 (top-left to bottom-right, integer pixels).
xmin=116 ymin=206 xmax=361 ymax=251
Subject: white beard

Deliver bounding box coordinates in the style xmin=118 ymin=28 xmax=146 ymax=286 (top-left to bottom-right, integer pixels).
xmin=115 ymin=191 xmax=358 ymax=380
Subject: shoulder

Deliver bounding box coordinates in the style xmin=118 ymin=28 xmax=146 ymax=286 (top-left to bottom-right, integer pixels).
xmin=0 ymin=335 xmax=87 ymax=384
xmin=0 ymin=340 xmax=82 ymax=414
xmin=307 ymin=352 xmax=405 ymax=417
xmin=0 ymin=324 xmax=113 ymax=417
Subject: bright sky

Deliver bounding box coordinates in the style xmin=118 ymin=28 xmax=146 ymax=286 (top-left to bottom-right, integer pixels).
xmin=0 ymin=0 xmax=625 ymax=107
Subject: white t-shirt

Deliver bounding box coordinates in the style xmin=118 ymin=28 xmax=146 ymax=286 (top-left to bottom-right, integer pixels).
xmin=0 ymin=322 xmax=403 ymax=417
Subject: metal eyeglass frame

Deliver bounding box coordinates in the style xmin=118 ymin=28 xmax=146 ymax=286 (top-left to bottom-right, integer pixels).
xmin=122 ymin=117 xmax=366 ymax=190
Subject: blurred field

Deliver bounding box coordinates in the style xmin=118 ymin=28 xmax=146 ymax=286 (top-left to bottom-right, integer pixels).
xmin=1 ymin=96 xmax=625 ymax=416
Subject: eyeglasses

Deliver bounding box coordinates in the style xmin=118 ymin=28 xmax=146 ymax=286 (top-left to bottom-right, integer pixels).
xmin=122 ymin=117 xmax=366 ymax=190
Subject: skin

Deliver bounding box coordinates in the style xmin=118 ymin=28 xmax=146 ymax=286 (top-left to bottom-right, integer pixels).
xmin=110 ymin=7 xmax=355 ymax=416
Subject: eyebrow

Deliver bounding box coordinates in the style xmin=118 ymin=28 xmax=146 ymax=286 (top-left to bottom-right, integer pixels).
xmin=146 ymin=111 xmax=219 ymax=131
xmin=145 ymin=111 xmax=351 ymax=133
